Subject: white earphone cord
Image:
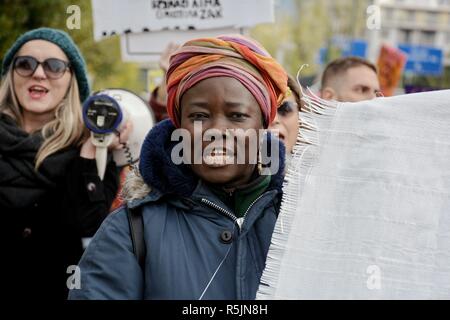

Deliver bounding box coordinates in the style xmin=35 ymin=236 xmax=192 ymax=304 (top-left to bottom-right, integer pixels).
xmin=198 ymin=224 xmax=236 ymax=300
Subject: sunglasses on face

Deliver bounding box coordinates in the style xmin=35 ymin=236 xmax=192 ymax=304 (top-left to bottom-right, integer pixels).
xmin=13 ymin=56 xmax=70 ymax=79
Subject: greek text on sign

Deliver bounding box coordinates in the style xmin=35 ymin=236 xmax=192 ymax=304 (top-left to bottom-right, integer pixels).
xmin=152 ymin=0 xmax=222 ymax=20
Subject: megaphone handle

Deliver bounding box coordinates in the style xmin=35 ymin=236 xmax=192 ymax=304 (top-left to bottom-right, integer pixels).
xmin=95 ymin=146 xmax=108 ymax=180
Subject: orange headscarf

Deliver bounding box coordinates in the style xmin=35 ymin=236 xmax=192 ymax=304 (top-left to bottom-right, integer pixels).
xmin=166 ymin=35 xmax=288 ymax=128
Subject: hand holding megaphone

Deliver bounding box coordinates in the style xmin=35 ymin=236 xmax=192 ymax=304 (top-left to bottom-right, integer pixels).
xmin=91 ymin=133 xmax=114 ymax=180
xmin=82 ymin=89 xmax=155 ymax=180
xmin=89 ymin=120 xmax=133 ymax=180
xmin=82 ymin=93 xmax=124 ymax=180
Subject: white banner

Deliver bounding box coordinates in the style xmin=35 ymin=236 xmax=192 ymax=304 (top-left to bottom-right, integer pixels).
xmin=257 ymin=90 xmax=450 ymax=299
xmin=92 ymin=0 xmax=274 ymax=41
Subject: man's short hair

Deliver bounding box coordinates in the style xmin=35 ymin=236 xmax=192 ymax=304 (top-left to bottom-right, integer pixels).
xmin=321 ymin=56 xmax=378 ymax=89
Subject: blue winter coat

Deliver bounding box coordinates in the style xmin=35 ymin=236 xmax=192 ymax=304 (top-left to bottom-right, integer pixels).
xmin=69 ymin=119 xmax=285 ymax=300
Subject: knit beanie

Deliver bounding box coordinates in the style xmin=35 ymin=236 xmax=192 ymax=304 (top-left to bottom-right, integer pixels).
xmin=1 ymin=27 xmax=90 ymax=102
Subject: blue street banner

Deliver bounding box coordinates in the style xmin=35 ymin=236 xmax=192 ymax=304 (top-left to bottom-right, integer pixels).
xmin=398 ymin=44 xmax=443 ymax=76
xmin=341 ymin=39 xmax=367 ymax=58
xmin=318 ymin=37 xmax=367 ymax=65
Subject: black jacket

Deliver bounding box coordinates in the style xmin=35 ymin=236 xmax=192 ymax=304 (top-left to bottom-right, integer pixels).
xmin=0 ymin=114 xmax=119 ymax=300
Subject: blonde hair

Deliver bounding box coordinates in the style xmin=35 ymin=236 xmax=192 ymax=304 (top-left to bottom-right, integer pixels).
xmin=0 ymin=69 xmax=87 ymax=169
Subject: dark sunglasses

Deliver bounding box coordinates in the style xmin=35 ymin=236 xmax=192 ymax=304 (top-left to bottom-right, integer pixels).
xmin=13 ymin=56 xmax=70 ymax=79
xmin=277 ymin=101 xmax=298 ymax=117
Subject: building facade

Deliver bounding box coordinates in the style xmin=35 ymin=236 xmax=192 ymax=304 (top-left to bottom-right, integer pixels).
xmin=369 ymin=0 xmax=450 ymax=66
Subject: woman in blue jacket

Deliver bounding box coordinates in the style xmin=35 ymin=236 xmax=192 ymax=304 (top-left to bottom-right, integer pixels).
xmin=69 ymin=35 xmax=288 ymax=300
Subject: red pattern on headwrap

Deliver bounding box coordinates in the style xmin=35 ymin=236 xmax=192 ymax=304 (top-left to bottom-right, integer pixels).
xmin=166 ymin=35 xmax=288 ymax=127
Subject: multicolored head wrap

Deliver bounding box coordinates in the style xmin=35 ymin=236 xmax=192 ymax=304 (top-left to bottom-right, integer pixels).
xmin=166 ymin=35 xmax=288 ymax=128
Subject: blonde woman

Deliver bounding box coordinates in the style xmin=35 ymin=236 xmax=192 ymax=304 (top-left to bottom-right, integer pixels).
xmin=0 ymin=28 xmax=127 ymax=299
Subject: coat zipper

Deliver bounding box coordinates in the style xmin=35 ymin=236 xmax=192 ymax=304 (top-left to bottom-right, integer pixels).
xmin=201 ymin=193 xmax=271 ymax=300
xmin=201 ymin=198 xmax=241 ymax=228
xmin=240 ymin=193 xmax=266 ymax=227
xmin=201 ymin=192 xmax=268 ymax=232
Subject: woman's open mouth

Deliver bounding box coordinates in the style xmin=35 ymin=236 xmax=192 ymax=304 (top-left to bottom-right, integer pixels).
xmin=204 ymin=149 xmax=235 ymax=167
xmin=28 ymin=85 xmax=49 ymax=99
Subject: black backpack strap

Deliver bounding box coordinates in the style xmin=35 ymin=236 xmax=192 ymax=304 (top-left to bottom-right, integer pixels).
xmin=126 ymin=205 xmax=146 ymax=271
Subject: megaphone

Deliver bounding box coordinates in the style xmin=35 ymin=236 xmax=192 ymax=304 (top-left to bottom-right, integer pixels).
xmin=82 ymin=88 xmax=155 ymax=180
